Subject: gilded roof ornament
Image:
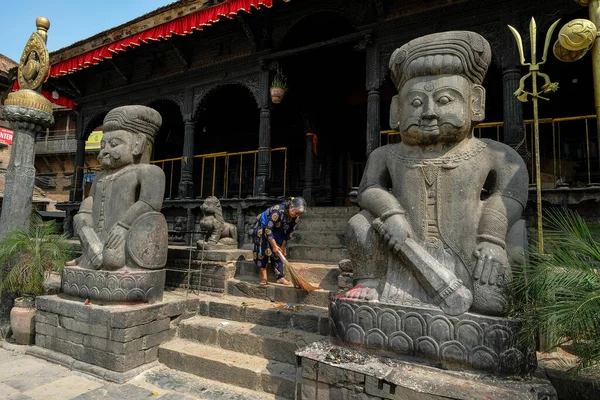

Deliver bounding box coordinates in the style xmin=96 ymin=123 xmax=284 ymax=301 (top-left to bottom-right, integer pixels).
xmin=17 ymin=17 xmax=50 ymax=91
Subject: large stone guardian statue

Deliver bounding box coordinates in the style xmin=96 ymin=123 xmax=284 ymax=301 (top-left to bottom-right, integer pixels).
xmin=332 ymin=31 xmax=531 ymax=375
xmin=62 ymin=106 xmax=168 ymax=303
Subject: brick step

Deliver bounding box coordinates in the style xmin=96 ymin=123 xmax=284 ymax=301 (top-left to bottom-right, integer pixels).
xmin=159 ymin=339 xmax=296 ymax=399
xmin=226 ymin=276 xmax=333 ymax=308
xmin=236 ymin=260 xmax=340 ymax=289
xmin=288 ymin=230 xmax=346 ymax=247
xmin=142 ymin=365 xmax=286 ymax=400
xmin=179 ymin=315 xmax=325 ymax=365
xmin=193 ymin=293 xmax=329 ymax=335
xmin=287 ymin=244 xmax=348 ymax=264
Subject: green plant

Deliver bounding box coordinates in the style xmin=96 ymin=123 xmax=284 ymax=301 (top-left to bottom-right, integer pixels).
xmin=271 ymin=70 xmax=288 ymax=90
xmin=0 ymin=215 xmax=72 ymax=297
xmin=510 ymin=207 xmax=600 ymax=371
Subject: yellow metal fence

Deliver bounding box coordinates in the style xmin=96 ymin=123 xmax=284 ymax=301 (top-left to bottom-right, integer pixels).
xmin=71 ymin=148 xmax=288 ymax=200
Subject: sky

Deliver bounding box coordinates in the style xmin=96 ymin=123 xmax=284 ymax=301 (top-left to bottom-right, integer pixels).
xmin=0 ymin=0 xmax=174 ymax=62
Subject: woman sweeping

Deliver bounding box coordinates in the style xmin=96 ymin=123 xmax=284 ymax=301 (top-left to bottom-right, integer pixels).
xmin=252 ymin=197 xmax=307 ymax=286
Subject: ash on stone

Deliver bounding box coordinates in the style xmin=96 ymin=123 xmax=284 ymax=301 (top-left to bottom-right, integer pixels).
xmin=324 ymin=346 xmax=369 ymax=365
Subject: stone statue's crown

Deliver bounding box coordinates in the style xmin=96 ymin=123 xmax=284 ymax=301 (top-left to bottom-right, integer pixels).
xmin=103 ymin=105 xmax=162 ymax=143
xmin=389 ymin=31 xmax=491 ymax=89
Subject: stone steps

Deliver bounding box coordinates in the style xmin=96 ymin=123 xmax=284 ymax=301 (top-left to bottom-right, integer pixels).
xmin=287 ymin=244 xmax=348 ymax=264
xmin=301 ymin=206 xmax=359 ymax=215
xmin=193 ymin=293 xmax=329 ymax=335
xmin=227 ymin=277 xmax=333 ymax=308
xmin=289 ymin=230 xmax=346 ymax=247
xmin=178 ymin=316 xmax=325 ymax=365
xmin=294 ymin=217 xmax=349 ymax=232
xmin=159 ymin=339 xmax=297 ymax=399
xmin=236 ymin=260 xmax=340 ymax=289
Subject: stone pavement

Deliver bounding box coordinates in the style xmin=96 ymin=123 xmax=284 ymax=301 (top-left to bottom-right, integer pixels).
xmin=0 ymin=345 xmax=283 ymax=400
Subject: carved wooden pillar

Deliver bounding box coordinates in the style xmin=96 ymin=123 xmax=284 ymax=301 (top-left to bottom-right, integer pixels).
xmin=178 ymin=117 xmax=195 ymax=198
xmin=500 ymin=15 xmax=525 ymax=147
xmin=255 ymin=69 xmax=271 ymax=197
xmin=366 ymin=40 xmax=381 ymax=157
xmin=71 ymin=112 xmax=85 ymax=202
xmin=502 ymin=67 xmax=524 ymax=146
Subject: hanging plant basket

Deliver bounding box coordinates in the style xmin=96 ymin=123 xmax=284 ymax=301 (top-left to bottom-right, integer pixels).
xmin=270 ymin=67 xmax=288 ymax=104
xmin=270 ymin=86 xmax=286 ymax=104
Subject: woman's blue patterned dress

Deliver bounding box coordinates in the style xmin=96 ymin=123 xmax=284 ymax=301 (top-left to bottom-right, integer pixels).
xmin=252 ymin=203 xmax=299 ymax=279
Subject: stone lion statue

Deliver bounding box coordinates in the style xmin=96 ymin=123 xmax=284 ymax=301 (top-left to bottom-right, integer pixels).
xmin=197 ymin=196 xmax=238 ymax=248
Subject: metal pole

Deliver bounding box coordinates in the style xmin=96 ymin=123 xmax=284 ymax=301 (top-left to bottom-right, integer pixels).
xmin=589 ymin=1 xmax=600 ymax=158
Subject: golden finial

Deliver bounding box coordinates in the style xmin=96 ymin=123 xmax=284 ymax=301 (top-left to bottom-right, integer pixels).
xmin=4 ymin=17 xmax=53 ymax=114
xmin=36 ymin=17 xmax=50 ymax=43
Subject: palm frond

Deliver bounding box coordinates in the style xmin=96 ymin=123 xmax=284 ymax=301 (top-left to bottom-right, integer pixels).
xmin=0 ymin=215 xmax=72 ymax=296
xmin=510 ymin=207 xmax=600 ymax=372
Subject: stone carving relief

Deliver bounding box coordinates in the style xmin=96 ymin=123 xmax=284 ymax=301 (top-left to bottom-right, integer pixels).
xmin=197 ymin=196 xmax=238 ymax=249
xmin=334 ymin=31 xmax=530 ymax=375
xmin=64 ymin=105 xmax=169 ymax=303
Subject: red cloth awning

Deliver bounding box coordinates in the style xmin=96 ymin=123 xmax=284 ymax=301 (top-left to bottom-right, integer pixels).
xmin=49 ymin=0 xmax=289 ymax=78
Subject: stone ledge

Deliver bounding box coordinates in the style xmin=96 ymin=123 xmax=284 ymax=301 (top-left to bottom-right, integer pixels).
xmin=296 ymin=340 xmax=557 ymax=400
xmin=25 ymin=345 xmax=160 ymax=384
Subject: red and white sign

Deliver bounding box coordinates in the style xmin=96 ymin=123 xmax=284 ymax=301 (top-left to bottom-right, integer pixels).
xmin=0 ymin=128 xmax=13 ymax=145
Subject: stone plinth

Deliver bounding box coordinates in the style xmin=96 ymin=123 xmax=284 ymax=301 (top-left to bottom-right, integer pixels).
xmin=30 ymin=293 xmax=198 ymax=383
xmin=296 ymin=340 xmax=556 ymax=400
xmin=62 ymin=266 xmax=166 ymax=304
xmin=330 ymin=298 xmax=535 ymax=376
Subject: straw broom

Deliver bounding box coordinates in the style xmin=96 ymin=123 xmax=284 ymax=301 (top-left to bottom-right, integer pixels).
xmin=277 ymin=250 xmax=320 ymax=292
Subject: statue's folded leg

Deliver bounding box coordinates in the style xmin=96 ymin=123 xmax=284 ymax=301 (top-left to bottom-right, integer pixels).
xmin=344 ymin=210 xmax=388 ymax=300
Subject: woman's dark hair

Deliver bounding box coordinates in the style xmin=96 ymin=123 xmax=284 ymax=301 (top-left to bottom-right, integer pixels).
xmin=287 ymin=196 xmax=307 ymax=213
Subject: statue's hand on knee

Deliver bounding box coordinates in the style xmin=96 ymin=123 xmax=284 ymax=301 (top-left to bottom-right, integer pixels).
xmin=473 ymin=242 xmax=509 ymax=285
xmin=106 ymin=223 xmax=128 ymax=250
xmin=373 ymin=213 xmax=411 ymax=253
xmin=345 ymin=279 xmax=380 ymax=301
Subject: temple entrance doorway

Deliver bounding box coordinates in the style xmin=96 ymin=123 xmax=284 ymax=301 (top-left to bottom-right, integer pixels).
xmin=273 ymin=11 xmax=366 ymax=206
xmin=149 ymin=99 xmax=184 ymax=199
xmin=194 ymin=84 xmax=259 ymax=198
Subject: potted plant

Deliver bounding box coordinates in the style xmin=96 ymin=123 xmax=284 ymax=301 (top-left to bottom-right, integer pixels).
xmin=0 ymin=215 xmax=71 ymax=345
xmin=510 ymin=208 xmax=600 ymax=373
xmin=270 ymin=70 xmax=288 ymax=104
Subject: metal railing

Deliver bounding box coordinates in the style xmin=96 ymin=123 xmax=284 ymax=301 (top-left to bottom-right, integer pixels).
xmin=376 ymin=115 xmax=600 ymax=189
xmin=150 ymin=147 xmax=288 ymax=199
xmin=35 ymin=129 xmax=77 ymax=154
xmin=70 ymin=147 xmax=288 ymax=201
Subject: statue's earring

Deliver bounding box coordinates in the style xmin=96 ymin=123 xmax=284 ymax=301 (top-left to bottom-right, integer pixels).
xmin=132 ymin=133 xmax=147 ymax=156
xmin=471 ymin=85 xmax=485 ymax=122
xmin=389 ymin=95 xmax=401 ymax=130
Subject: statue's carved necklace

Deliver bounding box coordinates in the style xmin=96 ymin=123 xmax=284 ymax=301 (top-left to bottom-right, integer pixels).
xmin=388 ymin=139 xmax=488 ymax=169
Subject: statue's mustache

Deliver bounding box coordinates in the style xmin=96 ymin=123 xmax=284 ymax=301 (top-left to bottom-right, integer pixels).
xmin=400 ymin=116 xmax=463 ymax=131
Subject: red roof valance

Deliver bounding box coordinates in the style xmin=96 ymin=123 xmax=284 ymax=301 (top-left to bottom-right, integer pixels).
xmin=49 ymin=0 xmax=289 ymax=78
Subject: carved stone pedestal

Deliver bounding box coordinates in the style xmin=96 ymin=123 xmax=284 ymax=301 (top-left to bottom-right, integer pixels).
xmin=330 ymin=298 xmax=535 ymax=376
xmin=29 ymin=293 xmax=198 ymax=383
xmin=296 ymin=340 xmax=557 ymax=400
xmin=62 ymin=266 xmax=166 ymax=304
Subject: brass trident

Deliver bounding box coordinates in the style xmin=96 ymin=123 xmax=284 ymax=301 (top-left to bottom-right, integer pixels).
xmin=508 ymin=18 xmax=561 ymax=253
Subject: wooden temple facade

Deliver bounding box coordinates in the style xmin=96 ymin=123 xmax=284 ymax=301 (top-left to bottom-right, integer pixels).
xmin=40 ymin=0 xmax=600 ymax=239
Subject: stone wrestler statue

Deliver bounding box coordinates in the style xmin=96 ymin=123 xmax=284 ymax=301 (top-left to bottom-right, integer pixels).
xmin=345 ymin=31 xmax=528 ymax=316
xmin=70 ymin=106 xmax=168 ymax=271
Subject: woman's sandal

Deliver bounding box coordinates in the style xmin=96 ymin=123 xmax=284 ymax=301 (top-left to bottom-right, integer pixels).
xmin=259 ymin=279 xmax=268 ymax=286
xmin=276 ymin=278 xmax=292 ymax=286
